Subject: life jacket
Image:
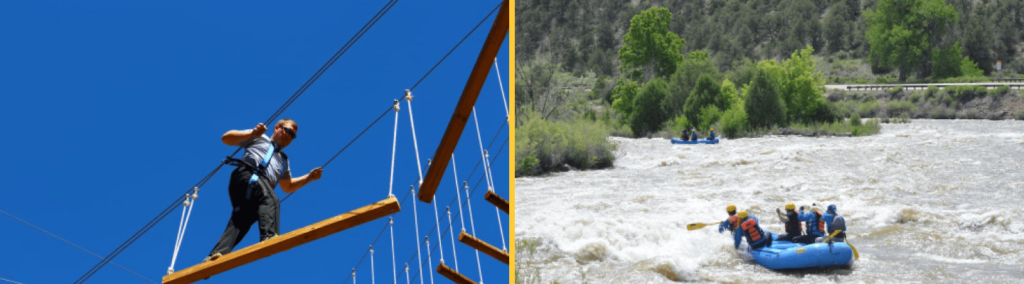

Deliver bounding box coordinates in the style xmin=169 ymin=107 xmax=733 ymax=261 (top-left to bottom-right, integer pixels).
xmin=806 ymin=210 xmax=825 ymax=236
xmin=784 ymin=211 xmax=802 ymax=236
xmin=740 ymin=217 xmax=767 ymax=248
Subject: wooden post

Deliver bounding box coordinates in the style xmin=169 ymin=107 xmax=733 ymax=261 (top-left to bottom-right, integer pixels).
xmin=458 ymin=232 xmax=509 ymax=265
xmin=418 ymin=0 xmax=510 ymax=203
xmin=437 ymin=262 xmax=476 ymax=284
xmin=162 ymin=197 xmax=401 ymax=284
xmin=484 ymin=191 xmax=509 ymax=214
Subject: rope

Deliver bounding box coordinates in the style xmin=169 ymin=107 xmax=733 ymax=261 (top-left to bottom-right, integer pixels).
xmin=0 ymin=277 xmax=24 ymax=284
xmin=389 ymin=217 xmax=397 ymax=284
xmin=280 ymin=104 xmax=393 ymax=203
xmin=404 ymin=92 xmax=436 ymax=284
xmin=169 ymin=188 xmax=199 ymax=275
xmin=0 ymin=209 xmax=157 ymax=284
xmin=464 ymin=182 xmax=484 ymax=284
xmin=405 ymin=142 xmax=506 ymax=284
xmin=445 ymin=207 xmax=459 ymax=272
xmin=404 ymin=264 xmax=410 ymax=284
xmin=397 ymin=125 xmax=507 ymax=284
xmin=493 ymin=58 xmax=509 ymax=118
xmin=410 ymin=187 xmax=424 ymax=284
xmin=353 ymin=269 xmax=357 ymax=284
xmin=390 ymin=101 xmax=401 ymax=197
xmin=341 ymin=191 xmax=414 ymax=284
xmin=409 ymin=2 xmax=504 ymax=91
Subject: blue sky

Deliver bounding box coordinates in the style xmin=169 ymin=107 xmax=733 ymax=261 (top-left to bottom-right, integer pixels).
xmin=0 ymin=1 xmax=509 ymax=283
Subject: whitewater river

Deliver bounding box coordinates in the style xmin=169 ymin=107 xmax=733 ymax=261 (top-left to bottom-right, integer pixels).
xmin=514 ymin=120 xmax=1024 ymax=283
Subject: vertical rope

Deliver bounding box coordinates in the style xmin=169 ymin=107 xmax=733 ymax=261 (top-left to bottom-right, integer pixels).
xmin=471 ymin=108 xmax=506 ymax=251
xmin=451 ymin=157 xmax=467 ymax=231
xmin=446 ymin=207 xmax=460 ymax=272
xmin=464 ymin=182 xmax=483 ymax=284
xmin=410 ymin=187 xmax=424 ymax=284
xmin=352 ymin=269 xmax=357 ymax=284
xmin=493 ymin=57 xmax=509 ymax=118
xmin=168 ymin=194 xmax=188 ymax=274
xmin=404 ymin=90 xmax=424 ymax=184
xmin=404 ymin=263 xmax=410 ymax=284
xmin=389 ymin=217 xmax=397 ymax=284
xmin=405 ymin=90 xmax=435 ymax=284
xmin=169 ymin=188 xmax=199 ymax=274
xmin=370 ymin=246 xmax=376 ymax=284
xmin=389 ymin=101 xmax=400 ymax=197
xmin=425 ymin=237 xmax=434 ymax=284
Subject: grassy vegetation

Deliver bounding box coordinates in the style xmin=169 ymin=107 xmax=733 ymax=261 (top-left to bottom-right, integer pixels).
xmin=515 ymin=110 xmax=616 ymax=177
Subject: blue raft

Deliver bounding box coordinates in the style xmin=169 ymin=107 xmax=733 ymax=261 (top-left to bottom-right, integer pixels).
xmin=742 ymin=232 xmax=855 ymax=270
xmin=670 ymin=138 xmax=720 ymax=144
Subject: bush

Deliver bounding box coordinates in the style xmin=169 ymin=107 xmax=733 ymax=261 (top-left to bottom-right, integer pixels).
xmin=630 ymin=77 xmax=670 ymax=137
xmin=515 ymin=112 xmax=616 ymax=176
xmin=719 ymin=104 xmax=748 ymax=138
xmin=684 ymin=74 xmax=724 ymax=130
xmin=697 ymin=105 xmax=723 ymax=130
xmin=745 ymin=68 xmax=787 ymax=129
xmin=887 ymin=100 xmax=918 ymax=117
xmin=670 ymin=114 xmax=692 ymax=134
xmin=990 ymin=85 xmax=1010 ymax=97
xmin=910 ymin=92 xmax=921 ymax=102
xmin=850 ymin=112 xmax=862 ymax=126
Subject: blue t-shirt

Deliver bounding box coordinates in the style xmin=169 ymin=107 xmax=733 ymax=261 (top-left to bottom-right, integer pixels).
xmin=240 ymin=134 xmax=291 ymax=188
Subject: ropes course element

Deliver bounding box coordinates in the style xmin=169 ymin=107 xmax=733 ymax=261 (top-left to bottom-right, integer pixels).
xmin=163 ymin=198 xmax=400 ymax=284
xmin=493 ymin=57 xmax=509 ymax=119
xmin=418 ymin=0 xmax=510 ymax=202
xmin=75 ymin=1 xmax=405 ymax=281
xmin=168 ymin=187 xmax=199 ymax=275
xmin=0 ymin=209 xmax=156 ymax=284
xmin=408 ymin=2 xmax=504 ymax=92
xmin=396 ymin=136 xmax=507 ymax=284
xmin=409 ymin=187 xmax=425 ymax=284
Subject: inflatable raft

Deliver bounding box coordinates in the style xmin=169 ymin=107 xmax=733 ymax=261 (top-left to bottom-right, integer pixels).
xmin=742 ymin=233 xmax=855 ymax=270
xmin=670 ymin=138 xmax=720 ymax=144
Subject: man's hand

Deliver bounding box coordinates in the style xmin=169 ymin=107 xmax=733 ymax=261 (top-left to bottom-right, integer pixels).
xmin=308 ymin=167 xmax=323 ymax=181
xmin=251 ymin=123 xmax=267 ymax=139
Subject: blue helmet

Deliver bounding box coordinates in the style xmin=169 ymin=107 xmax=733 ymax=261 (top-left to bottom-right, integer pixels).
xmin=827 ymin=204 xmax=837 ymax=213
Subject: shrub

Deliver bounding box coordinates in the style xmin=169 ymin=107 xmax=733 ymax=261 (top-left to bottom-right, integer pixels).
xmin=926 ymin=86 xmax=940 ymax=98
xmin=515 ymin=112 xmax=616 ymax=176
xmin=887 ymin=100 xmax=918 ymax=117
xmin=910 ymin=92 xmax=921 ymax=102
xmin=670 ymin=114 xmax=692 ymax=134
xmin=697 ymin=105 xmax=723 ymax=131
xmin=630 ymin=77 xmax=670 ymax=137
xmin=684 ymin=74 xmax=724 ymax=130
xmin=719 ymin=104 xmax=748 ymax=138
xmin=850 ymin=112 xmax=862 ymax=126
xmin=745 ymin=69 xmax=787 ymax=129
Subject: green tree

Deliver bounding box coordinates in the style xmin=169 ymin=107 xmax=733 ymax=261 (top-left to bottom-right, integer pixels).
xmin=630 ymin=78 xmax=670 ymax=137
xmin=865 ymin=0 xmax=958 ymax=81
xmin=781 ymin=45 xmax=828 ymax=124
xmin=683 ymin=74 xmax=724 ymax=130
xmin=618 ymin=7 xmax=686 ymax=81
xmin=825 ymin=1 xmax=851 ymax=54
xmin=745 ymin=68 xmax=787 ymax=129
xmin=611 ymin=78 xmax=640 ymax=123
xmin=665 ymin=50 xmax=722 ymax=120
xmin=932 ymin=41 xmax=964 ymax=79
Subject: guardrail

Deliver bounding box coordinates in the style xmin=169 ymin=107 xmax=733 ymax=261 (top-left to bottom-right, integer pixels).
xmin=846 ymin=84 xmax=1024 ymax=91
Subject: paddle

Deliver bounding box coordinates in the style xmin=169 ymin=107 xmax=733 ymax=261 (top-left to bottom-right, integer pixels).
xmin=686 ymin=222 xmax=718 ymax=231
xmin=824 ymin=230 xmax=860 ymax=260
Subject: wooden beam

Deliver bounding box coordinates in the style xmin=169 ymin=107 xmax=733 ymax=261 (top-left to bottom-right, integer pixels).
xmin=162 ymin=197 xmax=401 ymax=284
xmin=458 ymin=231 xmax=508 ymax=265
xmin=419 ymin=0 xmax=509 ymax=203
xmin=484 ymin=191 xmax=508 ymax=214
xmin=437 ymin=262 xmax=476 ymax=284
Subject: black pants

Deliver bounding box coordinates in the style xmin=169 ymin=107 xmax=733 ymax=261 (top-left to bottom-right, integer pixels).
xmin=209 ymin=166 xmax=280 ymax=257
xmin=792 ymin=234 xmax=820 ymax=244
xmin=777 ymin=232 xmax=801 ymax=242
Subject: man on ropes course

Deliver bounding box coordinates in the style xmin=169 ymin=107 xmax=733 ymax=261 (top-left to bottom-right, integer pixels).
xmin=205 ymin=119 xmax=323 ymax=262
